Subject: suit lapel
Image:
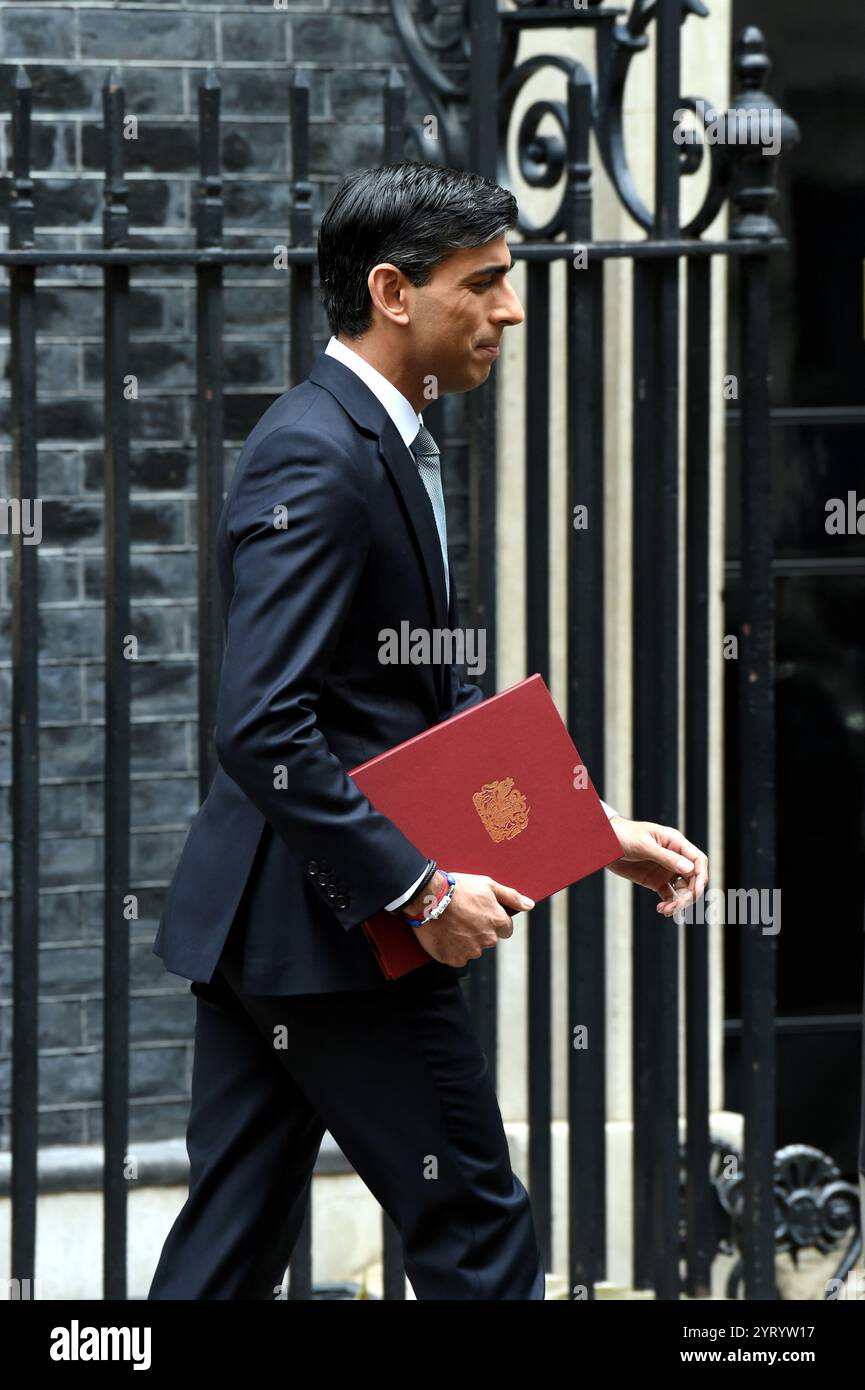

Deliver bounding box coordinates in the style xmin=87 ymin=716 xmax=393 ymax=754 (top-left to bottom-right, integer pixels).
xmin=308 ymin=350 xmax=451 ymax=708
xmin=377 ymin=416 xmax=450 ymax=711
xmin=377 ymin=415 xmax=450 ymax=633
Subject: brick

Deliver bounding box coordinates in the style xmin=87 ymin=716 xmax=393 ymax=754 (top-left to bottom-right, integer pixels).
xmin=37 ymin=723 xmax=103 ymax=777
xmin=11 ymin=337 xmax=81 ymax=394
xmin=223 ymin=178 xmax=291 ymax=227
xmin=330 ymin=68 xmax=394 ymax=122
xmin=35 ymin=890 xmax=83 ymax=944
xmin=78 ymin=10 xmax=217 ymax=63
xmin=293 ymin=16 xmax=398 ymax=65
xmin=39 ymin=1107 xmax=88 ymax=1148
xmin=24 ymin=179 xmax=101 ymax=228
xmin=0 ymin=555 xmax=81 ymax=613
xmin=91 ymin=1098 xmax=192 ymax=1145
xmin=26 ymin=782 xmax=86 ymax=836
xmin=41 ymin=497 xmax=188 ymax=547
xmin=0 ymin=6 xmax=478 ymax=1153
xmin=223 ymin=391 xmax=285 ymax=439
xmin=127 ymin=943 xmax=176 ymax=995
xmin=37 ymin=1050 xmax=102 ymax=1105
xmin=83 ymin=339 xmax=197 ymax=393
xmin=26 ymin=122 xmax=77 ymax=174
xmin=81 ymin=884 xmax=171 ymax=938
xmin=309 ymin=121 xmax=386 ymax=177
xmin=0 ymin=8 xmax=77 ymax=60
xmin=223 ymin=284 xmax=293 ymax=331
xmin=0 ymin=999 xmax=83 ymax=1052
xmin=82 ymin=771 xmax=198 ymax=829
xmin=127 ymin=1044 xmax=190 ymax=1098
xmin=85 ymin=989 xmax=194 ymax=1046
xmin=83 ymin=552 xmax=196 ymax=603
xmin=130 ymin=719 xmax=193 ymax=774
xmin=29 ymin=944 xmax=102 ymax=996
xmin=220 ymin=122 xmax=291 ymax=177
xmin=82 ymin=121 xmax=199 ymax=176
xmin=209 ymin=66 xmax=326 ymax=119
xmin=0 ymin=64 xmax=94 ymax=115
xmin=221 ymin=13 xmax=291 ymax=63
xmin=0 ymin=890 xmax=82 ymax=948
xmin=34 ymin=450 xmax=83 ymax=496
xmin=39 ymin=834 xmax=102 ymax=891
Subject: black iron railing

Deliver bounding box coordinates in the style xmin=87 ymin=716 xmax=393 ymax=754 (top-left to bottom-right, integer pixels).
xmin=1 ymin=0 xmax=812 ymax=1302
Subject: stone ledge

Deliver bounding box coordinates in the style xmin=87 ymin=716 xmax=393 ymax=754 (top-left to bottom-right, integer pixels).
xmin=0 ymin=1132 xmax=353 ymax=1196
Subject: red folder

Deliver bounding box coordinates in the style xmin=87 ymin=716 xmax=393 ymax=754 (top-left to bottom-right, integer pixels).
xmin=348 ymin=673 xmax=622 ymax=980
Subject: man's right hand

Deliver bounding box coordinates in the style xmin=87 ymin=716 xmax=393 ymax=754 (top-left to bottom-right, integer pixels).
xmin=405 ymin=871 xmax=535 ymax=968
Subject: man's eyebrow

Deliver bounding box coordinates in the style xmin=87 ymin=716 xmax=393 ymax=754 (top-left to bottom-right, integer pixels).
xmin=461 ymin=261 xmax=514 ymax=281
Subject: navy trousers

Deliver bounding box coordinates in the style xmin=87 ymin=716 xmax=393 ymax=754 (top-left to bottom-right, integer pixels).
xmin=147 ymin=919 xmax=545 ymax=1301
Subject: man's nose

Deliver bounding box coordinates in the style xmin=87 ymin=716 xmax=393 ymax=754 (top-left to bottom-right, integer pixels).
xmin=494 ymin=279 xmax=525 ymax=326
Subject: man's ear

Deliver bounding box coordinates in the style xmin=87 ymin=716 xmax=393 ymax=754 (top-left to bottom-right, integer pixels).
xmin=367 ymin=262 xmax=410 ymax=327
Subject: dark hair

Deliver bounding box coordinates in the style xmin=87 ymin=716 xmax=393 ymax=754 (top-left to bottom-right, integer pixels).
xmin=317 ymin=162 xmax=518 ymax=339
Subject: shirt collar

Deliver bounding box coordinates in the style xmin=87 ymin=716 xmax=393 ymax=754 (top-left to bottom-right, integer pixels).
xmin=325 ymin=336 xmax=422 ymax=451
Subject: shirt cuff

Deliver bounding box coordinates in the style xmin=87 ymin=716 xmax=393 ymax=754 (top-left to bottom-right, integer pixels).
xmin=388 ymin=803 xmax=618 ymax=909
xmin=384 ymin=864 xmax=431 ymax=912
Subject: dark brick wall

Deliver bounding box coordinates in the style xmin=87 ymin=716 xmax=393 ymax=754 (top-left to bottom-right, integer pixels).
xmin=0 ymin=2 xmax=472 ymax=1149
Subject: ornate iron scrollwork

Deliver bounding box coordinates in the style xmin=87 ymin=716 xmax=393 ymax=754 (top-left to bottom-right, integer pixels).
xmin=498 ymin=53 xmax=594 ymax=239
xmin=387 ymin=0 xmax=473 ymax=167
xmin=681 ymin=1140 xmax=863 ymax=1300
xmin=388 ymin=1 xmax=798 ymax=240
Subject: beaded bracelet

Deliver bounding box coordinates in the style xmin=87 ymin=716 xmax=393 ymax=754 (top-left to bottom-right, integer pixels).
xmin=400 ymin=871 xmax=456 ymax=928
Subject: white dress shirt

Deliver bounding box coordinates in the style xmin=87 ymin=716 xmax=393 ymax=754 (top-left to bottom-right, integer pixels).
xmin=324 ymin=335 xmax=621 ymax=913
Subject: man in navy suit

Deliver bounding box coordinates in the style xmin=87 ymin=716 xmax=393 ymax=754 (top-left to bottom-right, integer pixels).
xmin=148 ymin=162 xmax=708 ymax=1300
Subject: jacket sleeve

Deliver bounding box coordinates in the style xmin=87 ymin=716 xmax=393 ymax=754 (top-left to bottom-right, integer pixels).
xmin=443 ymin=663 xmax=485 ymax=720
xmin=213 ymin=424 xmax=430 ymax=930
xmin=438 ymin=567 xmax=486 ymax=722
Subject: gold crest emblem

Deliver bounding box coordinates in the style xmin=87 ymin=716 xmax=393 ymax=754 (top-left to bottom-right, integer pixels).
xmin=472 ymin=777 xmax=530 ymax=843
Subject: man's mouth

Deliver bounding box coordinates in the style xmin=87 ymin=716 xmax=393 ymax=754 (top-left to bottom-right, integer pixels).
xmin=476 ymin=343 xmax=500 ymax=357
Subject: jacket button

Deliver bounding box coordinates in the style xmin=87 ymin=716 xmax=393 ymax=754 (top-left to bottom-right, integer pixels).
xmin=335 ymin=894 xmax=348 ymax=909
xmin=326 ymin=887 xmax=337 ymax=900
xmin=307 ymin=861 xmax=318 ymax=876
xmin=317 ymin=872 xmax=329 ymax=886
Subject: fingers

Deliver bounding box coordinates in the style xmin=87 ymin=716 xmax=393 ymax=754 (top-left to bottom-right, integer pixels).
xmin=656 ymin=862 xmax=709 ymax=916
xmin=656 ymin=880 xmax=679 ymax=903
xmin=648 ymin=822 xmax=703 ymax=863
xmin=656 ymin=825 xmax=710 ymax=896
xmin=642 ymin=823 xmax=705 ymax=875
xmin=638 ymin=830 xmax=708 ymax=911
xmin=489 ymin=880 xmax=535 ymax=914
xmin=652 ymin=846 xmax=698 ymax=881
xmin=656 ymin=880 xmax=692 ymax=916
xmin=675 ymin=848 xmax=709 ymax=907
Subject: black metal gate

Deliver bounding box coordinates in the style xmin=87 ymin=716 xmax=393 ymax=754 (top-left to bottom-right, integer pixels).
xmin=391 ymin=0 xmax=805 ymax=1301
xmin=7 ymin=0 xmax=859 ymax=1303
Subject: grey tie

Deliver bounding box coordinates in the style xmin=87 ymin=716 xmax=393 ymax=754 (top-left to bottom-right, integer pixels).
xmin=411 ymin=423 xmax=450 ymax=606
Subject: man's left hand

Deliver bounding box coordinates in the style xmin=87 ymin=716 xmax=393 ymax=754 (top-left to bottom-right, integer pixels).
xmin=604 ymin=817 xmax=708 ymax=917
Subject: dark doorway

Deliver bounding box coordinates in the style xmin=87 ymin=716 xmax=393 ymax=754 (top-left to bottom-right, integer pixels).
xmin=725 ymin=0 xmax=865 ymax=1176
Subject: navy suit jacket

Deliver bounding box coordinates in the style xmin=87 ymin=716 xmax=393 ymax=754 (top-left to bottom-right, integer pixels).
xmin=152 ymin=349 xmax=485 ymax=994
